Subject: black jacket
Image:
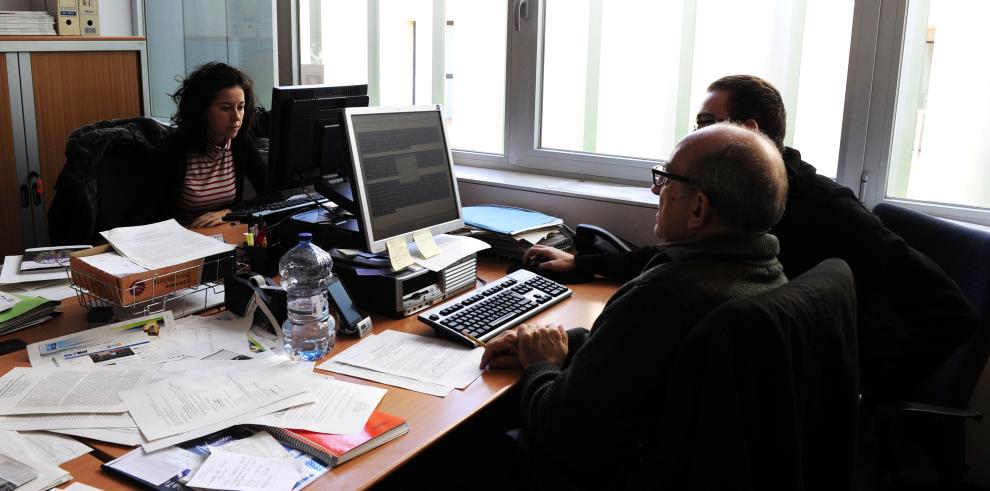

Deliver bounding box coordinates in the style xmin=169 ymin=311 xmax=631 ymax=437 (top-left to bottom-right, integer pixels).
xmin=574 ymin=147 xmax=979 ymax=400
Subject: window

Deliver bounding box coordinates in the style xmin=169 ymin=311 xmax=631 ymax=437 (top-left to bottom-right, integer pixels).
xmin=298 ymin=0 xmax=506 ymax=155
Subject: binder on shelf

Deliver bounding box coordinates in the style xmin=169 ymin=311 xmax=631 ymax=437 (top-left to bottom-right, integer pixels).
xmin=53 ymin=0 xmax=80 ymax=35
xmin=79 ymin=0 xmax=98 ymax=35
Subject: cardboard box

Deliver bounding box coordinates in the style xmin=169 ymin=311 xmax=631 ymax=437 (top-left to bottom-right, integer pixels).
xmin=70 ymin=245 xmax=204 ymax=305
xmin=52 ymin=0 xmax=80 ymax=35
xmin=79 ymin=0 xmax=98 ymax=35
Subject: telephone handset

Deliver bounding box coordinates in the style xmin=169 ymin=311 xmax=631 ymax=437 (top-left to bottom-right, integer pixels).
xmin=574 ymin=223 xmax=635 ymax=256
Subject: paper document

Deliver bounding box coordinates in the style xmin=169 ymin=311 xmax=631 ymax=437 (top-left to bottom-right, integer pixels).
xmin=412 ymin=229 xmax=441 ymax=258
xmin=385 ymin=236 xmax=414 ymax=271
xmin=121 ymin=362 xmax=317 ymax=441
xmin=0 ymin=291 xmax=20 ymax=311
xmin=331 ymin=330 xmax=484 ymax=389
xmin=318 ymin=359 xmax=453 ymax=397
xmin=408 ymin=234 xmax=490 ymax=272
xmin=0 ymin=453 xmax=37 ymax=490
xmin=170 ymin=310 xmax=252 ymax=359
xmin=100 ymin=219 xmax=236 ymax=270
xmin=0 ymin=411 xmax=135 ymax=430
xmin=53 ymin=427 xmax=142 ymax=447
xmin=1 ymin=280 xmax=75 ymax=301
xmin=64 ymin=483 xmax=104 ymax=491
xmin=0 ymin=430 xmax=71 ymax=491
xmin=1 ymin=255 xmax=70 ymax=284
xmin=0 ymin=366 xmax=158 ymax=414
xmin=27 ymin=312 xmax=179 ymax=368
xmin=186 ymin=450 xmax=300 ymax=491
xmin=78 ymin=252 xmax=148 ymax=276
xmin=251 ymin=376 xmax=386 ymax=435
xmin=15 ymin=430 xmax=93 ymax=465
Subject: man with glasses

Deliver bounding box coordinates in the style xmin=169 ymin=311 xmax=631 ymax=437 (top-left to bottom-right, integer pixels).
xmin=481 ymin=123 xmax=788 ymax=487
xmin=523 ymin=74 xmax=978 ymax=403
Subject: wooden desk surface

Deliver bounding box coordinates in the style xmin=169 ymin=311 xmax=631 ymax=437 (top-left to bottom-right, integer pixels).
xmin=0 ymin=235 xmax=617 ymax=490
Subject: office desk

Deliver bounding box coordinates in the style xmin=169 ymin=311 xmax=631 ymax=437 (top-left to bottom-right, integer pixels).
xmin=0 ymin=247 xmax=617 ymax=490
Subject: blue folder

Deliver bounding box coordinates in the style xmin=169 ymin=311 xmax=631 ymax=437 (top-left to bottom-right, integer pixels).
xmin=463 ymin=205 xmax=561 ymax=235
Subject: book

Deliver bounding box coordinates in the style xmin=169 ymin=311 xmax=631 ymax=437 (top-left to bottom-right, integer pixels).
xmin=19 ymin=245 xmax=90 ymax=273
xmin=255 ymin=410 xmax=409 ymax=467
xmin=0 ymin=292 xmax=59 ymax=335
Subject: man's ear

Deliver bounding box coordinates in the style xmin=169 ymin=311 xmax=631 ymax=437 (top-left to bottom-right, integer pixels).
xmin=686 ymin=190 xmax=712 ymax=233
xmin=742 ymin=118 xmax=760 ymax=131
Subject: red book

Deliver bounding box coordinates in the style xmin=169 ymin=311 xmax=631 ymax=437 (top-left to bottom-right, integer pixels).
xmin=256 ymin=411 xmax=409 ymax=467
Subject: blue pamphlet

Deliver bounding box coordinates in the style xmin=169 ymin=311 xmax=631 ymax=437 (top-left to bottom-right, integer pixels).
xmin=463 ymin=205 xmax=562 ymax=236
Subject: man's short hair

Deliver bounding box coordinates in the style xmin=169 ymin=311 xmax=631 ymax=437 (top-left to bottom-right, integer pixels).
xmin=683 ymin=128 xmax=787 ymax=232
xmin=707 ymin=75 xmax=787 ymax=151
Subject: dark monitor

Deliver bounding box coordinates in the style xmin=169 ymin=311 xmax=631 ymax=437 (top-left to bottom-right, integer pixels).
xmin=342 ymin=105 xmax=464 ymax=253
xmin=267 ymin=84 xmax=369 ymax=192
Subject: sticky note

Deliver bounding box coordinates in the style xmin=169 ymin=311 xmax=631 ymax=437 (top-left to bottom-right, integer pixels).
xmin=385 ymin=236 xmax=414 ymax=271
xmin=412 ymin=229 xmax=441 ymax=259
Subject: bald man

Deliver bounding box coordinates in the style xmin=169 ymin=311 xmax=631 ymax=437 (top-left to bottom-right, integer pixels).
xmin=480 ymin=124 xmax=789 ymax=486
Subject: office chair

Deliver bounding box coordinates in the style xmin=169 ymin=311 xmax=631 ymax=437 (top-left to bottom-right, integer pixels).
xmin=654 ymin=258 xmax=859 ymax=491
xmin=872 ymin=202 xmax=990 ymax=488
xmin=49 ymin=118 xmax=173 ymax=245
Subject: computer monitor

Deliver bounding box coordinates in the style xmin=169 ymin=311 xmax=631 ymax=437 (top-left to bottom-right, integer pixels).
xmin=267 ymin=84 xmax=369 ymax=192
xmin=343 ymin=105 xmax=465 ymax=253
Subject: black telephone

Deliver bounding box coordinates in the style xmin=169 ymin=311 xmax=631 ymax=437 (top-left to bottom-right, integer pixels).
xmin=574 ymin=223 xmax=635 ymax=255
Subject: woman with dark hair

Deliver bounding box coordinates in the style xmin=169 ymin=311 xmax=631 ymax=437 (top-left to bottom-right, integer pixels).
xmin=159 ymin=62 xmax=267 ymax=227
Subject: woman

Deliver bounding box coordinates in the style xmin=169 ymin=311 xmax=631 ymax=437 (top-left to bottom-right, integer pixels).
xmin=160 ymin=62 xmax=267 ymax=227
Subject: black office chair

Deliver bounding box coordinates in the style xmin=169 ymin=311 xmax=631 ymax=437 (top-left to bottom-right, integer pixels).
xmin=49 ymin=118 xmax=173 ymax=245
xmin=653 ymin=258 xmax=859 ymax=491
xmin=872 ymin=202 xmax=990 ymax=488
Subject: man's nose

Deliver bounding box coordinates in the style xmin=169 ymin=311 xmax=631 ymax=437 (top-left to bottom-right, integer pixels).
xmin=651 ymin=183 xmax=662 ymax=196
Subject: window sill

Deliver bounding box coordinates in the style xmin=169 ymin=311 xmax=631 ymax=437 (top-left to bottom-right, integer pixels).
xmin=454 ymin=165 xmax=656 ymax=208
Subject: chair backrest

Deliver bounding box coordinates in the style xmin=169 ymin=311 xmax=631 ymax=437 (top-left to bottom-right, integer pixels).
xmin=656 ymin=258 xmax=859 ymax=491
xmin=873 ymin=202 xmax=990 ymax=407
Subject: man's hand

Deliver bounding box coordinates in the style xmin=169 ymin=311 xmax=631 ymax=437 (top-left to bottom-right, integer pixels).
xmin=191 ymin=209 xmax=232 ymax=228
xmin=522 ymin=245 xmax=576 ymax=273
xmin=480 ymin=328 xmax=522 ymax=369
xmin=518 ymin=323 xmax=569 ymax=369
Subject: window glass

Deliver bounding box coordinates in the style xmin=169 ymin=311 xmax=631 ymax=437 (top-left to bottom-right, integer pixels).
xmin=887 ymin=0 xmax=990 ymax=209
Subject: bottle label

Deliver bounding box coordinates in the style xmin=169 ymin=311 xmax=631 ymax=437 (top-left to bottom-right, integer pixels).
xmin=311 ymin=295 xmax=324 ymax=315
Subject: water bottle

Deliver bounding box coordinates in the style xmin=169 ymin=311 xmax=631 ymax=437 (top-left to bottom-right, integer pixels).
xmin=279 ymin=232 xmax=335 ymax=360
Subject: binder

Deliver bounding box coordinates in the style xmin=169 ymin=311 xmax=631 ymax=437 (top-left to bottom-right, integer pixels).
xmin=79 ymin=0 xmax=98 ymax=36
xmin=53 ymin=0 xmax=80 ymax=35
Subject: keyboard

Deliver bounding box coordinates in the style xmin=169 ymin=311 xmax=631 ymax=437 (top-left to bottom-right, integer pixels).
xmin=224 ymin=195 xmax=328 ymax=222
xmin=418 ymin=269 xmax=572 ymax=347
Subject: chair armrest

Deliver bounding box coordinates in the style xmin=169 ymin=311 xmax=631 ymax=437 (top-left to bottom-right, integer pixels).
xmin=895 ymin=401 xmax=983 ymax=421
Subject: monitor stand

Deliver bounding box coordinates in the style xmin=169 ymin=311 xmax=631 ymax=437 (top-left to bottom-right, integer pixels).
xmin=283 ymin=206 xmax=363 ymax=251
xmin=315 ymin=178 xmax=357 ymax=215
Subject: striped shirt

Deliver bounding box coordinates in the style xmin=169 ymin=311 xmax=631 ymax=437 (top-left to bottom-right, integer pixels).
xmin=178 ymin=140 xmax=236 ymax=224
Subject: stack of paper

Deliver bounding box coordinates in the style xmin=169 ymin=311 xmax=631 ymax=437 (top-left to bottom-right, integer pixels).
xmin=0 ymin=292 xmax=59 ymax=335
xmin=1 ymin=255 xmax=75 ymax=302
xmin=0 ymin=11 xmax=56 ymax=35
xmin=0 ymin=431 xmax=77 ymax=491
xmin=318 ymin=329 xmax=485 ymax=397
xmin=100 ymin=219 xmax=236 ymax=270
xmin=459 ymin=205 xmax=569 ymax=259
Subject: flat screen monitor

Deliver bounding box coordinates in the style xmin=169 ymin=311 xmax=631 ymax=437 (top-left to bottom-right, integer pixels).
xmin=343 ymin=105 xmax=464 ymax=253
xmin=267 ymin=84 xmax=369 ymax=192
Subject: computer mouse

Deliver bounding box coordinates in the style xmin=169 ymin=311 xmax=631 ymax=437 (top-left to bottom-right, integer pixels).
xmin=505 ymin=256 xmax=594 ymax=285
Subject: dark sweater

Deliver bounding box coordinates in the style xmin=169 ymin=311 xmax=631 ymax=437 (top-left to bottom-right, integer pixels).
xmin=520 ymin=233 xmax=787 ymax=487
xmin=574 ymin=147 xmax=979 ymax=400
xmin=157 ymin=130 xmax=268 ymax=221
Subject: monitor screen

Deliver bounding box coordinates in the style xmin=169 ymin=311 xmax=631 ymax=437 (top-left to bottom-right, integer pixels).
xmin=344 ymin=105 xmax=464 ymax=253
xmin=267 ymin=84 xmax=369 ymax=192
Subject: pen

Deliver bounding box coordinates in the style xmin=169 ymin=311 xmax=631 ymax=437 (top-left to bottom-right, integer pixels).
xmin=462 ymin=332 xmax=487 ymax=348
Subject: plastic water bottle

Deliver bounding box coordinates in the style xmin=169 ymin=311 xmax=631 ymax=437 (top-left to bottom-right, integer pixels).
xmin=279 ymin=232 xmax=335 ymax=360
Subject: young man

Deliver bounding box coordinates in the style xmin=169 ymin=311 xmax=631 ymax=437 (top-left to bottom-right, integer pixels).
xmin=524 ymin=75 xmax=978 ymax=401
xmin=482 ymin=124 xmax=789 ymax=486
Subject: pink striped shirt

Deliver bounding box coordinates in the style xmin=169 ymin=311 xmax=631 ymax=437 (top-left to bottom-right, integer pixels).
xmin=178 ymin=140 xmax=236 ymax=224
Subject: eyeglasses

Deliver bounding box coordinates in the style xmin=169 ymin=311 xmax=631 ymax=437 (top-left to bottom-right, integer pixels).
xmin=693 ymin=118 xmax=728 ymax=131
xmin=652 ymin=162 xmax=697 ymax=187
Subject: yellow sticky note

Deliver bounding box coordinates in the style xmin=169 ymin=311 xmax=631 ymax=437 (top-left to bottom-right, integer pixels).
xmin=413 ymin=229 xmax=441 ymax=259
xmin=385 ymin=236 xmax=414 ymax=271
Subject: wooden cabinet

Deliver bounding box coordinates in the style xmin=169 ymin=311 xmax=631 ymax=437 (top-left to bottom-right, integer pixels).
xmin=1 ymin=37 xmax=148 ymax=257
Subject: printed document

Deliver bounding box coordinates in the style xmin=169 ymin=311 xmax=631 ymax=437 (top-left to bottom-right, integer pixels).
xmin=250 ymin=376 xmax=386 ymax=435
xmin=186 ymin=450 xmax=299 ymax=491
xmin=0 ymin=411 xmax=135 ymax=430
xmin=0 ymin=430 xmax=71 ymax=491
xmin=27 ymin=312 xmax=179 ymax=368
xmin=0 ymin=366 xmax=158 ymax=414
xmin=408 ymin=234 xmax=490 ymax=272
xmin=53 ymin=427 xmax=142 ymax=447
xmin=15 ymin=431 xmax=93 ymax=465
xmin=121 ymin=362 xmax=317 ymax=441
xmin=330 ymin=330 xmax=484 ymax=389
xmin=100 ymin=219 xmax=236 ymax=270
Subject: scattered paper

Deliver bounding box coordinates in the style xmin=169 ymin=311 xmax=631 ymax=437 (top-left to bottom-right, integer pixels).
xmin=52 ymin=428 xmax=142 ymax=447
xmin=412 ymin=229 xmax=441 ymax=259
xmin=1 ymin=255 xmax=69 ymax=284
xmin=333 ymin=330 xmax=484 ymax=389
xmin=515 ymin=226 xmax=557 ymax=245
xmin=407 ymin=234 xmax=490 ymax=272
xmin=385 ymin=236 xmax=414 ymax=271
xmin=0 ymin=366 xmax=158 ymax=415
xmin=0 ymin=412 xmax=135 ymax=431
xmin=1 ymin=280 xmax=75 ymax=301
xmin=100 ymin=219 xmax=236 ymax=270
xmin=0 ymin=291 xmax=20 ymax=311
xmin=63 ymin=483 xmax=104 ymax=491
xmin=0 ymin=431 xmax=71 ymax=491
xmin=15 ymin=431 xmax=92 ymax=465
xmin=186 ymin=450 xmax=300 ymax=491
xmin=78 ymin=252 xmax=148 ymax=277
xmin=0 ymin=453 xmax=37 ymax=489
xmin=27 ymin=312 xmax=179 ymax=368
xmin=106 ymin=446 xmax=203 ymax=486
xmin=318 ymin=360 xmax=453 ymax=397
xmin=250 ymin=376 xmax=386 ymax=435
